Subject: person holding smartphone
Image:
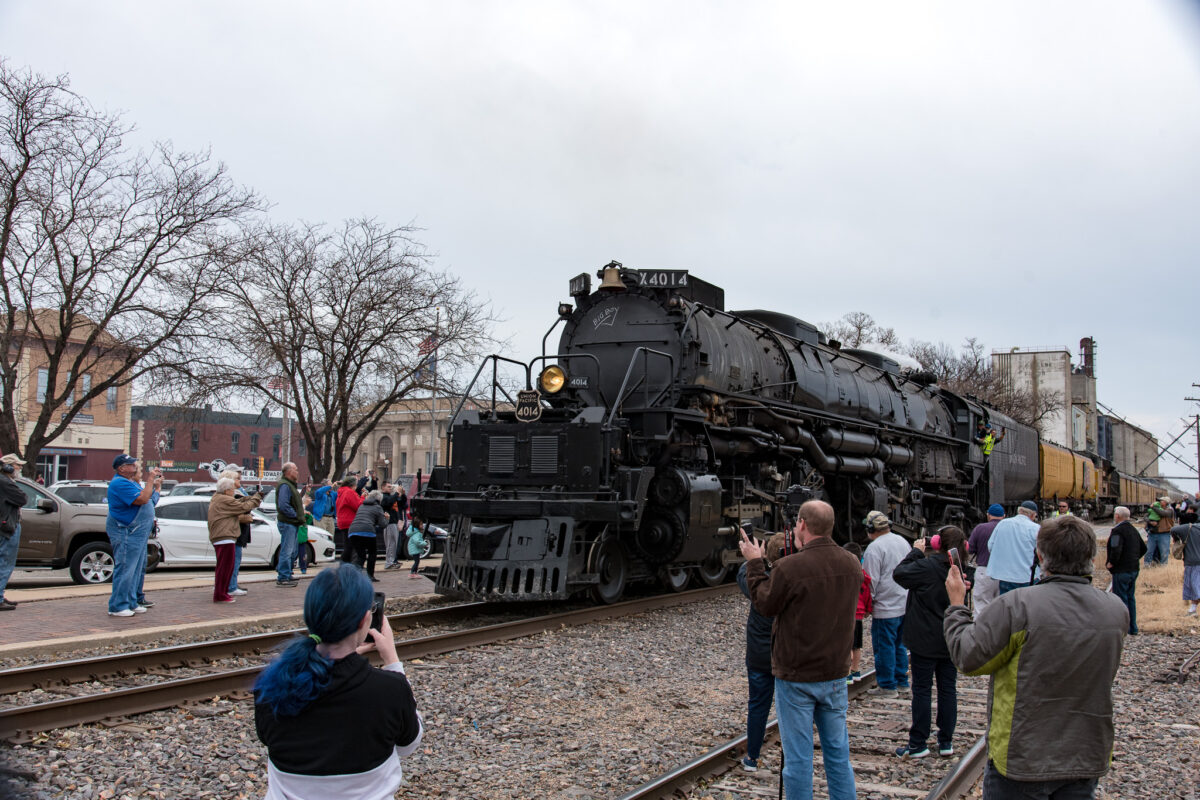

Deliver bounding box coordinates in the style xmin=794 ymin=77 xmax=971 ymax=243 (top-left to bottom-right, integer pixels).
xmin=891 ymin=525 xmax=967 ymax=759
xmin=255 ymin=563 xmax=422 ymax=798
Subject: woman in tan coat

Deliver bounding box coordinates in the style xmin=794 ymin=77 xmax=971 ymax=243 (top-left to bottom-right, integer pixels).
xmin=208 ymin=477 xmax=262 ymax=603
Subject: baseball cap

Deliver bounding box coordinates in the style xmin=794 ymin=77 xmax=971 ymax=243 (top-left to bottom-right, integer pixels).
xmin=987 ymin=503 xmax=1004 ymax=517
xmin=1159 ymin=496 xmax=1170 ymax=503
xmin=864 ymin=510 xmax=891 ymax=530
xmin=112 ymin=453 xmax=138 ymax=469
xmin=0 ymin=453 xmax=27 ymax=466
xmin=1019 ymin=500 xmax=1038 ymax=513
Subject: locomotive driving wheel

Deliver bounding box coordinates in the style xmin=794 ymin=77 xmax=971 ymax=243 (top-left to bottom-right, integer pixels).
xmin=657 ymin=566 xmax=689 ymax=593
xmin=588 ymin=538 xmax=628 ymax=604
xmin=694 ymin=558 xmax=729 ymax=587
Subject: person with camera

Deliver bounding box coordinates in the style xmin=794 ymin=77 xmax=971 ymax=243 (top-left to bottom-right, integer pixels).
xmin=255 ymin=563 xmax=423 ymax=799
xmin=0 ymin=453 xmax=30 ymax=611
xmin=208 ymin=477 xmax=264 ymax=603
xmin=106 ymin=454 xmax=162 ymax=617
xmin=275 ymin=462 xmax=304 ymax=587
xmin=346 ymin=490 xmax=387 ymax=581
xmin=739 ymin=500 xmax=861 ymax=800
xmin=891 ymin=526 xmax=967 ymax=759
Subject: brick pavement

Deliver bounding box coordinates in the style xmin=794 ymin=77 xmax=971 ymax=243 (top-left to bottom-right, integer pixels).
xmin=0 ymin=565 xmax=438 ymax=656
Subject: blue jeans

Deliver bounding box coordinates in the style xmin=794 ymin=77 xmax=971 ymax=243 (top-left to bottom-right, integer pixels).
xmin=746 ymin=669 xmax=775 ymax=761
xmin=983 ymin=760 xmax=1098 ymax=799
xmin=1145 ymin=533 xmax=1170 ymax=566
xmin=228 ymin=544 xmax=243 ymax=592
xmin=0 ymin=522 xmax=21 ymax=601
xmin=775 ymin=677 xmax=856 ymax=800
xmin=1109 ymin=571 xmax=1138 ymax=634
xmin=871 ymin=616 xmax=909 ymax=689
xmin=276 ymin=522 xmax=299 ymax=581
xmin=909 ymin=654 xmax=957 ymax=749
xmin=998 ymin=580 xmax=1030 ymax=595
xmin=107 ymin=504 xmax=152 ymax=613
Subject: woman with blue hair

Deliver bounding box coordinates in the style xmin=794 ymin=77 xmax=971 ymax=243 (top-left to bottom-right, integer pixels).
xmin=254 ymin=563 xmax=422 ymax=799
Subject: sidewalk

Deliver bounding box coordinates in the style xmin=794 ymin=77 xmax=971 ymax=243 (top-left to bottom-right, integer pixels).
xmin=0 ymin=564 xmax=439 ymax=659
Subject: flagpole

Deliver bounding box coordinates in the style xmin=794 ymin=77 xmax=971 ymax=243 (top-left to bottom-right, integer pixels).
xmin=429 ymin=307 xmax=439 ymax=473
xmin=282 ymin=382 xmax=291 ymax=465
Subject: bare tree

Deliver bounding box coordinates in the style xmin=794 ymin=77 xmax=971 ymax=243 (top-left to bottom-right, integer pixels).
xmin=0 ymin=61 xmax=260 ymax=476
xmin=820 ymin=311 xmax=898 ymax=350
xmin=906 ymin=337 xmax=1064 ymax=432
xmin=185 ymin=219 xmax=498 ymax=481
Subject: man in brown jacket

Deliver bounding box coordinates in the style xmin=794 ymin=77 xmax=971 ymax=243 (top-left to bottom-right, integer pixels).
xmin=740 ymin=500 xmax=862 ymax=800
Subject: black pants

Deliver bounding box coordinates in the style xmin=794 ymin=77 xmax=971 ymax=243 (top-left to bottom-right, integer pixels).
xmin=344 ymin=535 xmax=378 ymax=578
xmin=983 ymin=761 xmax=1098 ymax=799
xmin=909 ymin=653 xmax=957 ymax=749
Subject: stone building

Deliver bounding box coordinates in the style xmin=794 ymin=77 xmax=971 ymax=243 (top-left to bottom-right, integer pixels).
xmin=353 ymin=396 xmax=498 ymax=485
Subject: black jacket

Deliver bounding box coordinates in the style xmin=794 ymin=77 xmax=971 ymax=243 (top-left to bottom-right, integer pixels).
xmin=892 ymin=548 xmax=952 ymax=659
xmin=0 ymin=474 xmax=25 ymax=536
xmin=348 ymin=496 xmax=387 ymax=535
xmin=255 ymin=653 xmax=420 ymax=775
xmin=1106 ymin=521 xmax=1145 ymax=574
xmin=736 ymin=561 xmax=773 ymax=674
xmin=380 ymin=492 xmax=400 ymax=525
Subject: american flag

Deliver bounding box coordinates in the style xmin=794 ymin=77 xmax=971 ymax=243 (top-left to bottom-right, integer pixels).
xmin=418 ymin=334 xmax=438 ymax=355
xmin=267 ymin=377 xmax=287 ymax=390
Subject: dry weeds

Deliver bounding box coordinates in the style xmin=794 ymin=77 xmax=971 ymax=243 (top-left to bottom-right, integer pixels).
xmin=1093 ymin=547 xmax=1198 ymax=635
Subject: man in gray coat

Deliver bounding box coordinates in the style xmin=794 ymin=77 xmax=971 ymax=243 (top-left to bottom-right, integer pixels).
xmin=943 ymin=515 xmax=1127 ymax=799
xmin=861 ymin=510 xmax=911 ymax=696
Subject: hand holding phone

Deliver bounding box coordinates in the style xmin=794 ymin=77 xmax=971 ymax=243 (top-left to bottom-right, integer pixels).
xmin=948 ymin=547 xmax=962 ymax=570
xmin=370 ymin=591 xmax=386 ymax=631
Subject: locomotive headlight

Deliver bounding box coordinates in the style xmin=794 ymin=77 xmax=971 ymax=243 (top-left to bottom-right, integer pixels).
xmin=539 ymin=365 xmax=567 ymax=394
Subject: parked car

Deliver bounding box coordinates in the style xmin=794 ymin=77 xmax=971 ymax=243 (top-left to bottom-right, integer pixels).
xmin=168 ymin=482 xmax=215 ymax=496
xmin=153 ymin=496 xmax=336 ymax=568
xmin=49 ymin=480 xmax=110 ymax=506
xmin=15 ymin=478 xmax=161 ymax=584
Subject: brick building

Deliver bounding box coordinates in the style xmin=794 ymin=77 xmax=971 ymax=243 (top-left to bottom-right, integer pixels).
xmin=131 ymin=405 xmax=310 ymax=482
xmin=6 ymin=311 xmax=134 ymax=483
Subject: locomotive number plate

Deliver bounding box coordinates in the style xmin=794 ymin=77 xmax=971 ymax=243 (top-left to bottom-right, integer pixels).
xmin=636 ymin=269 xmax=689 ymax=288
xmin=515 ymin=389 xmax=543 ymax=423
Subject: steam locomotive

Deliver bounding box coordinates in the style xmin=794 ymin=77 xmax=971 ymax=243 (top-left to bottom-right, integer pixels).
xmin=415 ymin=262 xmax=1048 ymax=603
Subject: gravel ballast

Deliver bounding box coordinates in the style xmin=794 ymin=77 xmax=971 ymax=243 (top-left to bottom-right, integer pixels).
xmin=2 ymin=593 xmax=1198 ymax=799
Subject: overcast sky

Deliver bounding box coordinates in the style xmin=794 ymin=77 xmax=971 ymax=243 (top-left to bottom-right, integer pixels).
xmin=4 ymin=1 xmax=1200 ymax=484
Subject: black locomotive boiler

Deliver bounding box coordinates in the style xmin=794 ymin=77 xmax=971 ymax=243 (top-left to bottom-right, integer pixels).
xmin=416 ymin=263 xmax=1034 ymax=603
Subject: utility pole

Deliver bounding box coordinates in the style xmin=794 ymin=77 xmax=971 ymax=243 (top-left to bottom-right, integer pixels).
xmin=1188 ymin=383 xmax=1200 ymax=494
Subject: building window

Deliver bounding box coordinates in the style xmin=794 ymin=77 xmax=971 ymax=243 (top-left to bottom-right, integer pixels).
xmin=378 ymin=435 xmax=393 ymax=464
xmin=361 ymin=453 xmax=369 ymax=471
xmin=36 ymin=369 xmax=48 ymax=404
xmin=191 ymin=430 xmax=200 ymax=451
xmin=231 ymin=432 xmax=240 ymax=454
xmin=164 ymin=428 xmax=175 ymax=451
xmin=106 ymin=386 xmax=118 ymax=412
xmin=400 ymin=452 xmax=407 ymax=472
xmin=250 ymin=433 xmax=259 ymax=454
xmin=424 ymin=451 xmax=432 ymax=471
xmin=272 ymin=434 xmax=281 ymax=458
xmin=298 ymin=438 xmax=306 ymax=457
xmin=414 ymin=433 xmax=424 ymax=446
xmin=81 ymin=374 xmax=92 ymax=410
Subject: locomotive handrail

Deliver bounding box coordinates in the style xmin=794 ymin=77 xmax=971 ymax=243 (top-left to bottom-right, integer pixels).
xmin=529 ymin=352 xmax=609 ymax=409
xmin=540 ymin=316 xmax=567 ymax=360
xmin=605 ymin=347 xmax=675 ymax=428
xmin=448 ymin=354 xmax=530 ymax=427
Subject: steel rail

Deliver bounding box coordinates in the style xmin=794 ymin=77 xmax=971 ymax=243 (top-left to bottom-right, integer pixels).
xmin=924 ymin=736 xmax=987 ymax=800
xmin=616 ymin=671 xmax=877 ymax=800
xmin=0 ymin=584 xmax=737 ymax=741
xmin=0 ymin=602 xmax=498 ymax=695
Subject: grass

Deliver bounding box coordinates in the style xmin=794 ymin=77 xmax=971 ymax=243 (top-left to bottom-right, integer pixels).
xmin=1093 ymin=552 xmax=1198 ymax=635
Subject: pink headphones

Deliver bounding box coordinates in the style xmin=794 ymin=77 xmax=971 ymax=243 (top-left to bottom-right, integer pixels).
xmin=929 ymin=527 xmax=967 ymax=553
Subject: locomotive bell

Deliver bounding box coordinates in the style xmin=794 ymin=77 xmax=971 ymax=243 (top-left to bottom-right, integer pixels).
xmin=597 ymin=263 xmax=626 ymax=292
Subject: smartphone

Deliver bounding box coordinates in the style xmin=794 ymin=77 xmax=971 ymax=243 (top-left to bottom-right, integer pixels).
xmin=948 ymin=547 xmax=962 ymax=570
xmin=370 ymin=592 xmax=386 ymax=631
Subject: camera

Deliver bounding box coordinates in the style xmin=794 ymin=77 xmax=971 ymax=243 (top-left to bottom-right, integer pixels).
xmin=370 ymin=592 xmax=386 ymax=631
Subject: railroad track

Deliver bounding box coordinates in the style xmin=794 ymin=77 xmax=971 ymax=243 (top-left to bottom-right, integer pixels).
xmin=0 ymin=584 xmax=737 ymax=743
xmin=619 ymin=670 xmax=990 ymax=800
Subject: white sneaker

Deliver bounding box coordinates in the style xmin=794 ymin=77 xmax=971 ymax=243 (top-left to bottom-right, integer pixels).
xmin=133 ymin=605 xmax=148 ymax=613
xmin=108 ymin=609 xmax=136 ymax=617
xmin=230 ymin=589 xmax=248 ymax=596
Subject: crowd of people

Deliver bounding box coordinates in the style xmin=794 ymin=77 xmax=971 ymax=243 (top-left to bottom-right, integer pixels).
xmin=732 ymin=496 xmax=1195 ymax=800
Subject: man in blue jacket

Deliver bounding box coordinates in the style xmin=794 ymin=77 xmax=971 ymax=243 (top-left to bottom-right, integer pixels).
xmin=106 ymin=454 xmax=162 ymax=616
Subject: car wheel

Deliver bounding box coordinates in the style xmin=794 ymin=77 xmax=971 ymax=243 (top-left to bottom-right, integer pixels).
xmin=420 ymin=539 xmax=433 ymax=559
xmin=69 ymin=541 xmax=116 ymax=585
xmin=306 ymin=543 xmax=316 ymax=564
